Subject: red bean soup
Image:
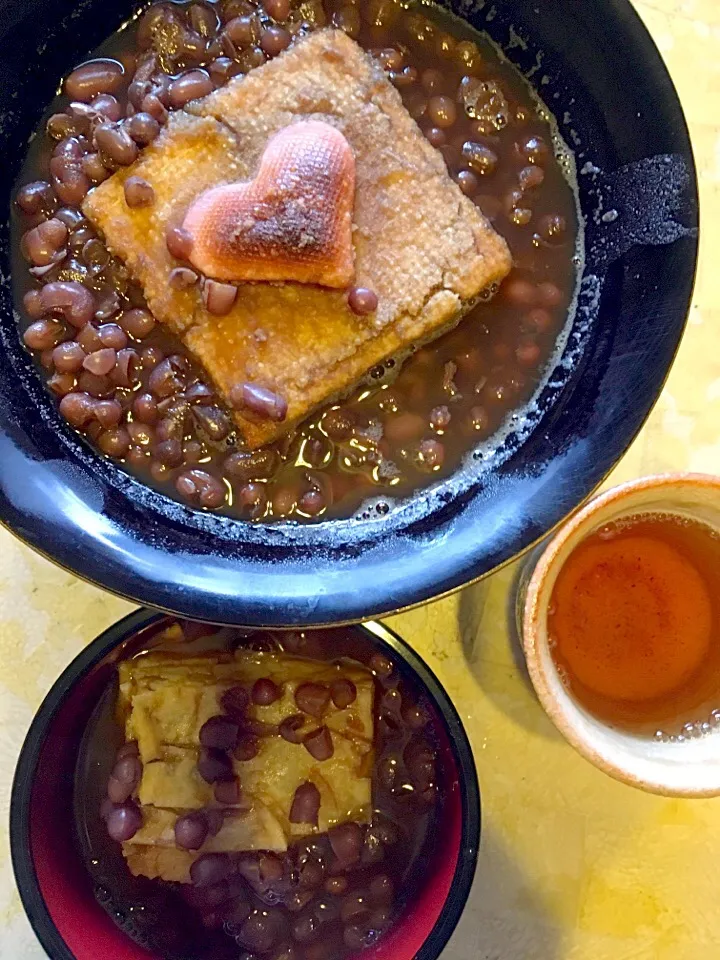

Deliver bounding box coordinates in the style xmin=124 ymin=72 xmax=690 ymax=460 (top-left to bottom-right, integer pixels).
xmin=74 ymin=621 xmax=446 ymax=960
xmin=12 ymin=0 xmax=579 ymax=522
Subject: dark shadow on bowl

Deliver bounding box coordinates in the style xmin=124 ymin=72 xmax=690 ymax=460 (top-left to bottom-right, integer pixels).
xmin=0 ymin=0 xmax=699 ymax=625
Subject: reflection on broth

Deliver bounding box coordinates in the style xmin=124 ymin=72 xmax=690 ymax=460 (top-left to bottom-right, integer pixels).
xmin=13 ymin=0 xmax=579 ymax=522
xmin=549 ymin=513 xmax=720 ymax=740
xmin=75 ymin=622 xmax=442 ymax=960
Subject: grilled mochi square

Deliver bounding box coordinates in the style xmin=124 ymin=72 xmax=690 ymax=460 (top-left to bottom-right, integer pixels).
xmin=83 ymin=28 xmax=511 ymax=450
xmin=117 ymin=647 xmax=374 ymax=883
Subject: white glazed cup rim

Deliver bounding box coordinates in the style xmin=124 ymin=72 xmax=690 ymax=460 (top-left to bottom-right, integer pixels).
xmin=523 ymin=472 xmax=720 ymax=797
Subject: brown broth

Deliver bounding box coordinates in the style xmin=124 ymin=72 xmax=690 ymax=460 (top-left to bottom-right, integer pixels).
xmin=12 ymin=0 xmax=579 ymax=522
xmin=549 ymin=513 xmax=720 ymax=739
xmin=75 ymin=622 xmax=442 ymax=960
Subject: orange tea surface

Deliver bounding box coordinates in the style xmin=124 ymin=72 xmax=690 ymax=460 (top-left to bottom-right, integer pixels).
xmin=549 ymin=513 xmax=720 ymax=734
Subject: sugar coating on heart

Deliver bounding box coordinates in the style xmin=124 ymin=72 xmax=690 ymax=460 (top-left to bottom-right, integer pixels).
xmin=183 ymin=120 xmax=356 ymax=288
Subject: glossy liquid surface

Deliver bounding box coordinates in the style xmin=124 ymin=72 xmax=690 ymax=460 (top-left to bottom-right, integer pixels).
xmin=549 ymin=513 xmax=720 ymax=737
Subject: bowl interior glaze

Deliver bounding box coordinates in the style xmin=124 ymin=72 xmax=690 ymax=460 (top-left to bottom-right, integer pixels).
xmin=0 ymin=0 xmax=698 ymax=625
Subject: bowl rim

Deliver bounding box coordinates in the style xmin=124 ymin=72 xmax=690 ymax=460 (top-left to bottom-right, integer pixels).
xmin=523 ymin=471 xmax=720 ymax=797
xmin=10 ymin=609 xmax=481 ymax=960
xmin=0 ymin=0 xmax=701 ymax=628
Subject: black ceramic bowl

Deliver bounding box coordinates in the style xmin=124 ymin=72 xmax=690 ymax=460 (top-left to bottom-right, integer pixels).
xmin=0 ymin=0 xmax=698 ymax=625
xmin=10 ymin=610 xmax=479 ymax=960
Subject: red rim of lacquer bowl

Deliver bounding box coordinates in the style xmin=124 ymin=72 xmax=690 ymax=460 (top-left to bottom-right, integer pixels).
xmin=11 ymin=609 xmax=480 ymax=960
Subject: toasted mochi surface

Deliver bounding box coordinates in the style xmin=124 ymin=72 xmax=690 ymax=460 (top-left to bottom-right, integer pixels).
xmin=183 ymin=120 xmax=356 ymax=288
xmin=83 ymin=28 xmax=512 ymax=449
xmin=118 ymin=647 xmax=374 ymax=883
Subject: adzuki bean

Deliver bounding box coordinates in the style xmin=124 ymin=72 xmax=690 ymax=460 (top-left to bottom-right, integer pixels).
xmin=65 ymin=59 xmax=125 ymax=102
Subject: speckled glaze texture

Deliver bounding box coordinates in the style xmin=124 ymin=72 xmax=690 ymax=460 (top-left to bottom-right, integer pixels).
xmin=2 ymin=0 xmax=720 ymax=958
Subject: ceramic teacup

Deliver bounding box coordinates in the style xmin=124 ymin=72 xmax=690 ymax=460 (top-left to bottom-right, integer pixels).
xmin=520 ymin=473 xmax=720 ymax=797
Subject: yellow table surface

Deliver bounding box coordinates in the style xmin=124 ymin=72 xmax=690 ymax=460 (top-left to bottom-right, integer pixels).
xmin=1 ymin=1 xmax=719 ymax=956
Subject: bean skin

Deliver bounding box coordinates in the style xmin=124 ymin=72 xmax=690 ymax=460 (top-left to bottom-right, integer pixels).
xmin=96 ymin=427 xmax=130 ymax=459
xmin=119 ymin=308 xmax=155 ymax=340
xmin=53 ymin=341 xmax=85 ymax=373
xmin=176 ymin=469 xmax=226 ymax=508
xmin=126 ymin=111 xmax=160 ymax=144
xmin=169 ymin=266 xmax=199 ymax=289
xmin=124 ymin=176 xmax=155 ymax=208
xmin=133 ymin=392 xmax=158 ymax=424
xmin=462 ymin=141 xmax=498 ymax=176
xmin=41 ymin=281 xmax=95 ymax=327
xmin=65 ymin=59 xmax=125 ymax=102
xmin=77 ymin=323 xmax=102 ymax=354
xmin=22 ymin=218 xmax=67 ymax=267
xmin=23 ymin=290 xmax=45 ymax=320
xmin=209 ymin=56 xmax=242 ymax=85
xmin=214 ymin=777 xmax=241 ymax=805
xmin=519 ymin=165 xmax=545 ymax=190
xmin=97 ymin=323 xmax=127 ymax=350
xmin=16 ymin=181 xmax=55 ymax=216
xmin=298 ymin=488 xmax=326 ymax=517
xmin=106 ymin=802 xmax=142 ymax=842
xmin=522 ymin=135 xmax=549 ymax=164
xmin=83 ymin=348 xmax=116 ymax=376
xmin=330 ymin=679 xmax=356 ymax=709
xmin=200 ymin=715 xmax=239 ymax=750
xmin=23 ymin=320 xmax=63 ymax=351
xmin=455 ymin=169 xmax=479 ymax=196
xmin=82 ymin=152 xmax=111 ymax=183
xmin=426 ymin=96 xmax=456 ymax=128
xmin=166 ymin=226 xmax=193 ymax=260
xmin=197 ymin=747 xmax=234 ymax=784
xmin=264 ymin=0 xmax=290 ymax=21
xmin=252 ymin=678 xmax=281 ymax=705
xmin=168 ymin=70 xmax=213 ymax=108
xmin=175 ymin=811 xmax=209 ymax=851
xmin=141 ymin=93 xmax=169 ymax=124
xmin=348 ymin=287 xmax=378 ymax=315
xmin=368 ymin=653 xmax=393 ymax=678
xmin=49 ymin=154 xmax=90 ymax=205
xmin=289 ymin=782 xmax=321 ymax=825
xmin=295 ymin=683 xmax=330 ymax=718
xmin=260 ymin=26 xmax=291 ymax=56
xmin=148 ymin=356 xmax=186 ymax=398
xmin=90 ymin=93 xmax=122 ymax=122
xmin=94 ymin=122 xmax=138 ymax=166
xmin=94 ymin=399 xmax=123 ymax=428
xmin=190 ymin=853 xmax=233 ymax=887
xmin=221 ymin=685 xmax=250 ymax=718
xmin=303 ymin=726 xmax=334 ymax=761
xmin=107 ymin=755 xmax=142 ymax=803
xmin=328 ymin=822 xmax=362 ymax=866
xmin=424 ymin=125 xmax=446 ymax=147
xmin=225 ymin=449 xmax=278 ymax=481
xmin=225 ymin=16 xmax=259 ymax=48
xmin=418 ymin=438 xmax=445 ymax=470
xmin=279 ymin=714 xmax=308 ymax=744
xmin=234 ymin=733 xmax=260 ymax=761
xmin=203 ymin=279 xmax=237 ymax=315
xmin=230 ymin=382 xmax=287 ymax=422
xmin=59 ymin=392 xmax=96 ymax=427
